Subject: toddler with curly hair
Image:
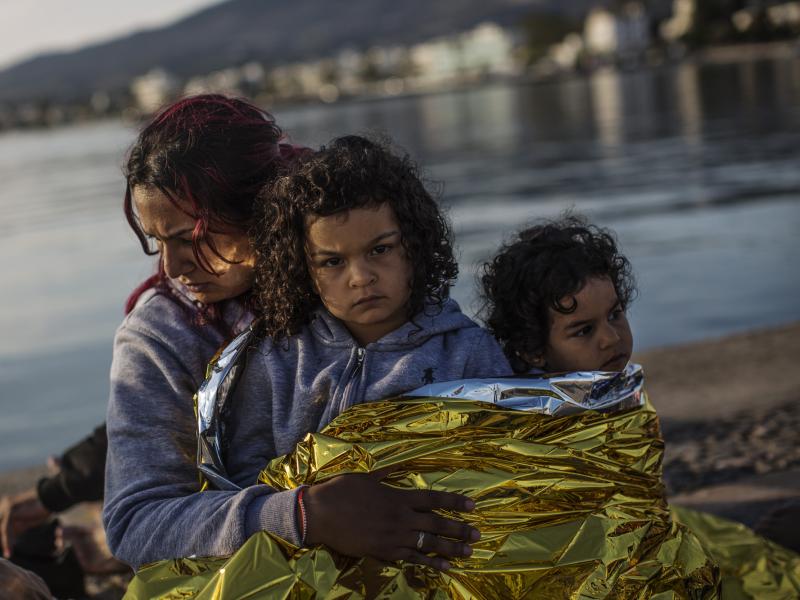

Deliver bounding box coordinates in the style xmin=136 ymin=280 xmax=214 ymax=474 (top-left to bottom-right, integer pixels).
xmin=216 ymin=135 xmax=510 ymax=571
xmin=481 ymin=213 xmax=637 ymax=374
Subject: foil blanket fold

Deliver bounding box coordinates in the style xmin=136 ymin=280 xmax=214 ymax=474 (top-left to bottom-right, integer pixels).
xmin=128 ymin=378 xmax=799 ymax=598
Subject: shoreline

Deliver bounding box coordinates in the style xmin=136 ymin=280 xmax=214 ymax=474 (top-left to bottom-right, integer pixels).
xmin=2 ymin=320 xmax=799 ymax=506
xmin=633 ymin=320 xmax=800 ymax=422
xmin=4 ymin=40 xmax=799 ymax=134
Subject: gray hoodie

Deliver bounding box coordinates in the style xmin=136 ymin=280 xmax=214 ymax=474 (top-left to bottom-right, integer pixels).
xmin=104 ymin=296 xmax=509 ymax=568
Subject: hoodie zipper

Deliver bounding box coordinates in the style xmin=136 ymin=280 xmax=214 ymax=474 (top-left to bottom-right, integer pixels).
xmin=338 ymin=347 xmax=366 ymax=415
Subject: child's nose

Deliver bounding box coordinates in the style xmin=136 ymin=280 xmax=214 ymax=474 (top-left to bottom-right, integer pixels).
xmin=599 ymin=323 xmax=621 ymax=348
xmin=348 ymin=260 xmax=377 ymax=287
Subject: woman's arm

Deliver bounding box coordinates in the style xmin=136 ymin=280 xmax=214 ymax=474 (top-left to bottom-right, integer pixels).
xmin=102 ymin=304 xmax=300 ymax=569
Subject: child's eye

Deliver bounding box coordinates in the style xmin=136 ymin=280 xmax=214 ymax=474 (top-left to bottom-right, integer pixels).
xmin=574 ymin=325 xmax=593 ymax=337
xmin=322 ymin=257 xmax=343 ymax=268
xmin=370 ymin=244 xmax=391 ymax=256
xmin=609 ymin=307 xmax=624 ymax=321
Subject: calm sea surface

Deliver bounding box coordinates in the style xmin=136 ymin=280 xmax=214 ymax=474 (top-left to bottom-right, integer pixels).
xmin=1 ymin=59 xmax=799 ymax=470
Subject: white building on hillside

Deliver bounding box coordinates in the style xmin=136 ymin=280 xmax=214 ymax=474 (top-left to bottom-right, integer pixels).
xmin=660 ymin=0 xmax=696 ymax=42
xmin=585 ymin=8 xmax=619 ymax=55
xmin=411 ymin=22 xmax=517 ymax=86
xmin=584 ymin=3 xmax=651 ymax=58
xmin=131 ymin=68 xmax=179 ymax=113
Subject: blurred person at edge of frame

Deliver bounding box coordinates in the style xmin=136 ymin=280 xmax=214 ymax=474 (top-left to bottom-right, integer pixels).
xmin=480 ymin=213 xmax=800 ymax=553
xmin=0 ymin=558 xmax=51 ymax=600
xmin=0 ymin=425 xmax=113 ymax=598
xmin=0 ymin=93 xmax=306 ymax=595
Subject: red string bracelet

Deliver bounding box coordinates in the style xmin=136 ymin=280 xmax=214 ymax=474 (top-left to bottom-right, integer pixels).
xmin=297 ymin=486 xmax=308 ymax=544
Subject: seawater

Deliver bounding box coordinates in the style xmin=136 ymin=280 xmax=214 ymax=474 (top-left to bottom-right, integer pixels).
xmin=1 ymin=59 xmax=799 ymax=470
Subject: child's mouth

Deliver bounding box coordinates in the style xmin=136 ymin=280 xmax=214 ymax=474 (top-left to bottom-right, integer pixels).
xmin=353 ymin=294 xmax=383 ymax=307
xmin=602 ymin=354 xmax=629 ymax=371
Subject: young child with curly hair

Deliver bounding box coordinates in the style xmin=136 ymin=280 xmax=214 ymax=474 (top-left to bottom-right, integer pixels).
xmin=216 ymin=135 xmax=510 ymax=571
xmin=481 ymin=214 xmax=637 ymax=374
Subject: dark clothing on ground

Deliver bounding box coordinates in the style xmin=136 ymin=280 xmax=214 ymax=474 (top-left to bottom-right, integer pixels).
xmin=1 ymin=424 xmax=107 ymax=598
xmin=37 ymin=424 xmax=106 ymax=513
xmin=754 ymin=498 xmax=800 ymax=553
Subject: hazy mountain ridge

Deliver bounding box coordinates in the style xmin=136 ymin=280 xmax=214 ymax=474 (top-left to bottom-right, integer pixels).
xmin=0 ymin=0 xmax=603 ymax=103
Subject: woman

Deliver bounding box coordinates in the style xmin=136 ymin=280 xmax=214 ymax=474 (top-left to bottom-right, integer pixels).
xmin=103 ymin=94 xmax=477 ymax=570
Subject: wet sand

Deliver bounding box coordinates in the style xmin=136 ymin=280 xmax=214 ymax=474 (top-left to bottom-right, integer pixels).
xmin=634 ymin=321 xmax=800 ymax=422
xmin=632 ymin=321 xmax=800 ymax=529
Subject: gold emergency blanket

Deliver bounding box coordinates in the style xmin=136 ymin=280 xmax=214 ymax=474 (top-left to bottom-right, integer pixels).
xmin=126 ymin=395 xmax=798 ymax=599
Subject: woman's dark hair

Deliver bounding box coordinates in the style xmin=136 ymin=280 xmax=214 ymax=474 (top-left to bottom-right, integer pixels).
xmin=251 ymin=135 xmax=458 ymax=341
xmin=122 ymin=94 xmax=302 ymax=329
xmin=480 ymin=214 xmax=636 ymax=373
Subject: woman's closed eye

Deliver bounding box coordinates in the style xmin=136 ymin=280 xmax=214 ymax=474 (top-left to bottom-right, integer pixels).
xmin=145 ymin=235 xmax=162 ymax=251
xmin=146 ymin=234 xmax=193 ymax=248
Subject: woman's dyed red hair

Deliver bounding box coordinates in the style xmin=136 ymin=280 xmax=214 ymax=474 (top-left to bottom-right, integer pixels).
xmin=122 ymin=94 xmax=302 ymax=331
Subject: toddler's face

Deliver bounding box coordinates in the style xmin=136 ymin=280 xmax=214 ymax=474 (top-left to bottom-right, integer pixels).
xmin=534 ymin=276 xmax=633 ymax=373
xmin=305 ymin=203 xmax=412 ymax=346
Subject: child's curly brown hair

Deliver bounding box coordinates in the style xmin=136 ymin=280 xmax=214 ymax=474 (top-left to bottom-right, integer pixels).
xmin=480 ymin=214 xmax=636 ymax=373
xmin=251 ymin=135 xmax=458 ymax=341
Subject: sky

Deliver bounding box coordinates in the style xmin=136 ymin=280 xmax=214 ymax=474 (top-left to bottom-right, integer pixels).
xmin=0 ymin=0 xmax=226 ymax=69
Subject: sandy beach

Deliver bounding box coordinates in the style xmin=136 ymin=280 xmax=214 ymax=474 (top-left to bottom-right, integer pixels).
xmin=633 ymin=321 xmax=800 ymax=531
xmin=1 ymin=322 xmax=798 ymax=596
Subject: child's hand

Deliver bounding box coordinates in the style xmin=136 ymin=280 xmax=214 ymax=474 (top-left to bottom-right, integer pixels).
xmin=303 ymin=470 xmax=479 ymax=570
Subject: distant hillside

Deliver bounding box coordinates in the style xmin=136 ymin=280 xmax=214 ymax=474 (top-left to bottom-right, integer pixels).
xmin=0 ymin=0 xmax=603 ymax=103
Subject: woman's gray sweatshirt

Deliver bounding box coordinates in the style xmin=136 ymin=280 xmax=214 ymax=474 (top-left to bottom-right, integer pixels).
xmin=103 ymin=296 xmax=510 ymax=569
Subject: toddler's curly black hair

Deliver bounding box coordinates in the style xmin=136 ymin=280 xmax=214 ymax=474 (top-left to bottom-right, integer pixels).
xmin=480 ymin=214 xmax=636 ymax=373
xmin=251 ymin=135 xmax=458 ymax=341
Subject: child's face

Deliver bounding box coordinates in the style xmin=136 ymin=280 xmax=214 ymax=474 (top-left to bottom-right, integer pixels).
xmin=533 ymin=276 xmax=633 ymax=373
xmin=305 ymin=203 xmax=412 ymax=346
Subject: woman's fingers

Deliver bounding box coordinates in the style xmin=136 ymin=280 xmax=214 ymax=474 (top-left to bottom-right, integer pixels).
xmin=303 ymin=474 xmax=480 ymax=567
xmin=369 ymin=466 xmax=399 ymax=481
xmin=413 ymin=513 xmax=480 ymax=544
xmin=388 ymin=547 xmax=452 ymax=571
xmin=404 ymin=488 xmax=475 ymax=513
xmin=409 ymin=529 xmax=474 ymax=560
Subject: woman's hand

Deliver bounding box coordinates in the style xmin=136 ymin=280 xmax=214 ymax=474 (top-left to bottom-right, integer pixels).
xmin=303 ymin=470 xmax=480 ymax=570
xmin=0 ymin=489 xmax=51 ymax=558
